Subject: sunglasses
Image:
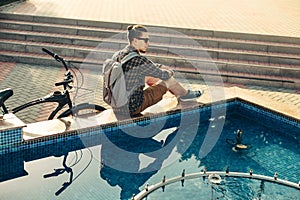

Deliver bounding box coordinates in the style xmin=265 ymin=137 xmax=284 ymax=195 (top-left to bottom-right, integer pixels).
xmin=137 ymin=38 xmax=149 ymax=43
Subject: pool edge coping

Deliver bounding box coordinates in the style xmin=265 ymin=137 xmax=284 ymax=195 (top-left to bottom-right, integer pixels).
xmin=21 ymin=86 xmax=299 ymax=142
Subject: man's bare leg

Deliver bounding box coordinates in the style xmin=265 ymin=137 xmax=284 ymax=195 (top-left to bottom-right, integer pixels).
xmin=145 ymin=76 xmax=188 ymax=97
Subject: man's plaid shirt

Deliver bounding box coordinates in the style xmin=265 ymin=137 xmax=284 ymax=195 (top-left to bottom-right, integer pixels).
xmin=114 ymin=45 xmax=172 ymax=114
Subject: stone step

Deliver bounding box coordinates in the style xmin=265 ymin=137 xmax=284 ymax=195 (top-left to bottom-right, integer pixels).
xmin=1 ymin=36 xmax=300 ymax=72
xmin=0 ymin=13 xmax=299 ymax=89
xmin=1 ymin=38 xmax=300 ymax=68
xmin=175 ymin=67 xmax=299 ymax=89
xmin=1 ymin=17 xmax=300 ymax=67
xmin=1 ymin=20 xmax=300 ymax=56
xmin=0 ymin=46 xmax=299 ymax=79
xmin=1 ymin=12 xmax=300 ymax=45
xmin=2 ymin=28 xmax=300 ymax=57
xmin=154 ymin=56 xmax=300 ymax=79
xmin=0 ymin=50 xmax=298 ymax=89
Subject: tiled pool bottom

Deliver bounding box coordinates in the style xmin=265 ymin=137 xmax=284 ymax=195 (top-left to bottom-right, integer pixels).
xmin=0 ymin=99 xmax=299 ymax=199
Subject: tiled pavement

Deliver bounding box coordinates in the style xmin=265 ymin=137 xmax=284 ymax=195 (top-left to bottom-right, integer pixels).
xmin=0 ymin=0 xmax=300 ymax=124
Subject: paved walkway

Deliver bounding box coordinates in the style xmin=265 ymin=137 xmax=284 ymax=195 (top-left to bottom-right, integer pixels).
xmin=1 ymin=0 xmax=300 ymax=37
xmin=0 ymin=0 xmax=300 ymax=124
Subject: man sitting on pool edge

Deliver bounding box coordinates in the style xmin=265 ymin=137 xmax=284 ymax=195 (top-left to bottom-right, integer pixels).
xmin=110 ymin=24 xmax=204 ymax=118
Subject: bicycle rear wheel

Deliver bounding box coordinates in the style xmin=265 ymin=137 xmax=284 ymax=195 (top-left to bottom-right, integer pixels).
xmin=58 ymin=103 xmax=106 ymax=118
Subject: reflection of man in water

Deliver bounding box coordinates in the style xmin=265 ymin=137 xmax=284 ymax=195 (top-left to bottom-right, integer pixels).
xmin=100 ymin=164 xmax=156 ymax=199
xmin=99 ymin=127 xmax=179 ymax=200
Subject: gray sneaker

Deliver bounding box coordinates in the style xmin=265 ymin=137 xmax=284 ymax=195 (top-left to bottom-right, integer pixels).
xmin=179 ymin=89 xmax=203 ymax=102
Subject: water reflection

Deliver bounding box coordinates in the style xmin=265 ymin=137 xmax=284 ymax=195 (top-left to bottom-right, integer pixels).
xmin=0 ymin=125 xmax=182 ymax=200
xmin=99 ymin=126 xmax=179 ymax=199
xmin=43 ymin=153 xmax=74 ymax=196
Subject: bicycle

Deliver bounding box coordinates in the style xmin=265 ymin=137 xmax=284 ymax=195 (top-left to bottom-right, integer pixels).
xmin=0 ymin=48 xmax=106 ymax=121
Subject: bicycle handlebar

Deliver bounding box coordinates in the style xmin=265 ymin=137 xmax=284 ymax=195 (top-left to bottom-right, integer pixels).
xmin=55 ymin=79 xmax=73 ymax=89
xmin=42 ymin=48 xmax=74 ymax=89
xmin=42 ymin=48 xmax=69 ymax=71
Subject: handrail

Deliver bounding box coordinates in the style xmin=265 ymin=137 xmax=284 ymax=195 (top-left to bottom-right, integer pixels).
xmin=132 ymin=170 xmax=300 ymax=200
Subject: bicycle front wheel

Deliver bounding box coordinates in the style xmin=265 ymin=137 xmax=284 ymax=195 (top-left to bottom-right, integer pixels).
xmin=58 ymin=103 xmax=106 ymax=118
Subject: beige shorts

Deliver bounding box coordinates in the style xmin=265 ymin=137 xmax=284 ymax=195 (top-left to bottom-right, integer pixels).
xmin=132 ymin=83 xmax=167 ymax=115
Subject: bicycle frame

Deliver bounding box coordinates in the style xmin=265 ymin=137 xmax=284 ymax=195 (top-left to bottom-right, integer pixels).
xmin=12 ymin=90 xmax=73 ymax=120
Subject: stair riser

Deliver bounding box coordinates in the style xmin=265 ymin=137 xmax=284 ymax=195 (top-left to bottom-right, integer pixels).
xmin=0 ymin=54 xmax=59 ymax=67
xmin=219 ymin=52 xmax=300 ymax=65
xmin=269 ymin=45 xmax=300 ymax=55
xmin=2 ymin=22 xmax=300 ymax=55
xmin=0 ymin=13 xmax=126 ymax=29
xmin=177 ymin=59 xmax=300 ymax=78
xmin=175 ymin=73 xmax=299 ymax=89
xmin=0 ymin=31 xmax=119 ymax=47
xmin=167 ymin=36 xmax=300 ymax=55
xmin=225 ymin=77 xmax=297 ymax=89
xmin=219 ymin=41 xmax=300 ymax=55
xmin=270 ymin=57 xmax=300 ymax=66
xmin=224 ymin=63 xmax=300 ymax=78
xmin=0 ymin=32 xmax=26 ymax=41
xmin=0 ymin=22 xmax=33 ymax=31
xmin=213 ymin=31 xmax=300 ymax=45
xmin=0 ymin=21 xmax=120 ymax=37
xmin=150 ymin=57 xmax=300 ymax=79
xmin=219 ymin=42 xmax=268 ymax=52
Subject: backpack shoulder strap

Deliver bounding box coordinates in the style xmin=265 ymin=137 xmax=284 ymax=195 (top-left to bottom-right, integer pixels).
xmin=120 ymin=52 xmax=139 ymax=64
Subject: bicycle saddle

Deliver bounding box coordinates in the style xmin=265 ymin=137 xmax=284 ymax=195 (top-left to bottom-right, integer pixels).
xmin=0 ymin=88 xmax=13 ymax=107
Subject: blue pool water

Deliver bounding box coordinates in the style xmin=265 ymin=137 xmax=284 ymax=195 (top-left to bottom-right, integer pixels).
xmin=0 ymin=101 xmax=299 ymax=200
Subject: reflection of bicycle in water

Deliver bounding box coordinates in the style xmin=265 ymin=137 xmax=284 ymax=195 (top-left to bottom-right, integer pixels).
xmin=43 ymin=153 xmax=73 ymax=196
xmin=43 ymin=149 xmax=93 ymax=196
xmin=0 ymin=48 xmax=106 ymax=121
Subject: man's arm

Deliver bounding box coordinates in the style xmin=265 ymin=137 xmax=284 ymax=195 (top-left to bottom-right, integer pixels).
xmin=139 ymin=57 xmax=173 ymax=80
